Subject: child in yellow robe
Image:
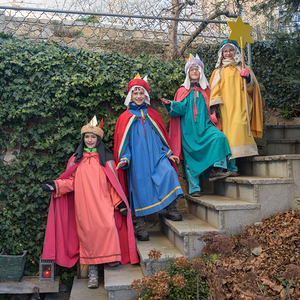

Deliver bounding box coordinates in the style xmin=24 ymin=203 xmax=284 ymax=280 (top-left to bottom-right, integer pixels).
xmin=209 ymin=39 xmax=263 ymax=174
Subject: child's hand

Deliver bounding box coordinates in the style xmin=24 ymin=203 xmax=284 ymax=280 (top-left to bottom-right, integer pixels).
xmin=239 ymin=69 xmax=249 ymax=78
xmin=41 ymin=180 xmax=56 ymax=192
xmin=168 ymin=155 xmax=180 ymax=164
xmin=240 ymin=69 xmax=251 ymax=84
xmin=161 ymin=98 xmax=170 ymax=105
xmin=116 ymin=161 xmax=127 ymax=170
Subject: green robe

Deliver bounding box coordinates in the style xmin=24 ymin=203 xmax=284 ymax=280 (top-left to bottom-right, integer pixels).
xmin=166 ymin=88 xmax=231 ymax=178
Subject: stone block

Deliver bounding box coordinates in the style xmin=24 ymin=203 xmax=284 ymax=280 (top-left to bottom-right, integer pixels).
xmin=62 ymin=20 xmax=73 ymax=26
xmin=105 ymin=264 xmax=143 ymax=300
xmin=13 ymin=16 xmax=27 ymax=22
xmin=108 ymin=289 xmax=140 ymax=300
xmin=69 ymin=277 xmax=107 ymax=300
xmin=267 ymin=142 xmax=297 ymax=155
xmin=73 ymin=21 xmax=85 ymax=26
xmin=258 ymin=182 xmax=295 ymax=219
xmin=185 ymin=235 xmax=206 ymax=258
xmin=223 ymin=208 xmax=261 ymax=234
xmin=42 ymin=28 xmax=53 ymax=38
xmin=284 ymin=127 xmax=300 ymax=139
xmin=39 ymin=18 xmax=50 ymax=24
xmin=136 ymin=231 xmax=183 ymax=275
xmin=81 ymin=27 xmax=94 ymax=36
xmin=291 ymin=159 xmax=300 ymax=197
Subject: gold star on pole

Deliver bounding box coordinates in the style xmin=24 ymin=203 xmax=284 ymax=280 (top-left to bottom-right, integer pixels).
xmin=227 ymin=16 xmax=253 ymax=49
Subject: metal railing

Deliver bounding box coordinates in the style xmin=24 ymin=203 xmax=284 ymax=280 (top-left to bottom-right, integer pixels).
xmin=0 ymin=6 xmax=243 ymax=60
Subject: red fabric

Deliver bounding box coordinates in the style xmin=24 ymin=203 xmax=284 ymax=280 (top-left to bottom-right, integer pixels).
xmin=114 ymin=108 xmax=179 ymax=197
xmin=169 ymin=87 xmax=219 ymax=159
xmin=42 ymin=156 xmax=139 ymax=267
xmin=127 ymin=79 xmax=150 ymax=93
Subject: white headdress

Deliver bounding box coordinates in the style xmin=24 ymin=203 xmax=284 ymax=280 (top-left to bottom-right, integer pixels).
xmin=182 ymin=54 xmax=209 ymax=90
xmin=215 ymin=42 xmax=242 ymax=69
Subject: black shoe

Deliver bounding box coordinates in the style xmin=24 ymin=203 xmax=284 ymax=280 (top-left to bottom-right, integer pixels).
xmin=134 ymin=217 xmax=149 ymax=241
xmin=166 ymin=201 xmax=182 ymax=221
xmin=209 ymin=167 xmax=231 ymax=182
xmin=189 ymin=191 xmax=203 ymax=197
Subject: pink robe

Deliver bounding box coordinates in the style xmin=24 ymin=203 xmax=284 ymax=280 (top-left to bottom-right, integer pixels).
xmin=42 ymin=153 xmax=139 ymax=267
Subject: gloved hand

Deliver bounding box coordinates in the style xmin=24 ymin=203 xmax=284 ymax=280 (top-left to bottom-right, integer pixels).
xmin=240 ymin=69 xmax=251 ymax=83
xmin=41 ymin=180 xmax=56 ymax=192
xmin=117 ymin=201 xmax=128 ymax=216
xmin=210 ymin=105 xmax=220 ymax=119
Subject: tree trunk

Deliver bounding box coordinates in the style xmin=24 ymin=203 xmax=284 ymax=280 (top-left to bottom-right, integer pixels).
xmin=170 ymin=9 xmax=230 ymax=60
xmin=167 ymin=0 xmax=185 ymax=61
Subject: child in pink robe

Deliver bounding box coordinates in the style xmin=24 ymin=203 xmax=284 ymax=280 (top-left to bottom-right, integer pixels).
xmin=41 ymin=118 xmax=138 ymax=289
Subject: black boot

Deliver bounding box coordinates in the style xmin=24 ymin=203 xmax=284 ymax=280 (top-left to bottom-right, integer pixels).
xmin=209 ymin=167 xmax=231 ymax=182
xmin=166 ymin=201 xmax=182 ymax=221
xmin=134 ymin=217 xmax=149 ymax=241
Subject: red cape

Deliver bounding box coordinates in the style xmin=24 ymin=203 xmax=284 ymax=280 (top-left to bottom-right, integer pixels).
xmin=114 ymin=107 xmax=179 ymax=198
xmin=42 ymin=156 xmax=139 ymax=268
xmin=169 ymin=87 xmax=219 ymax=160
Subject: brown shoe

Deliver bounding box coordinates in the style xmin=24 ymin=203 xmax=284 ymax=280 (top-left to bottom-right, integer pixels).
xmin=209 ymin=168 xmax=231 ymax=182
xmin=229 ymin=171 xmax=239 ymax=177
xmin=189 ymin=191 xmax=203 ymax=197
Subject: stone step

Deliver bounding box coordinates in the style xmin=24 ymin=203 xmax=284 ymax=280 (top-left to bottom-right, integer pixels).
xmin=265 ymin=125 xmax=300 ymax=140
xmin=104 ymin=263 xmax=143 ymax=300
xmin=44 ymin=292 xmax=70 ymax=300
xmin=214 ymin=176 xmax=295 ymax=219
xmin=0 ymin=276 xmax=60 ymax=294
xmin=69 ymin=276 xmax=108 ymax=300
xmin=237 ymin=154 xmax=297 ymax=178
xmin=267 ymin=139 xmax=300 ymax=155
xmin=159 ymin=212 xmax=224 ymax=260
xmin=185 ymin=193 xmax=261 ymax=235
xmin=136 ymin=231 xmax=183 ymax=276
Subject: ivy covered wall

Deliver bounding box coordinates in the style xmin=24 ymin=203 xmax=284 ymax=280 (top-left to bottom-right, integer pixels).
xmin=0 ymin=33 xmax=299 ymax=287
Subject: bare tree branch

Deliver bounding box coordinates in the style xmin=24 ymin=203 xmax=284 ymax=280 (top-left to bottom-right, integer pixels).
xmin=175 ymin=9 xmax=230 ymax=59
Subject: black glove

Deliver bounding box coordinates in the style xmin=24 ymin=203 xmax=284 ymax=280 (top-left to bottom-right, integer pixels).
xmin=41 ymin=180 xmax=56 ymax=192
xmin=117 ymin=201 xmax=128 ymax=217
xmin=210 ymin=105 xmax=220 ymax=119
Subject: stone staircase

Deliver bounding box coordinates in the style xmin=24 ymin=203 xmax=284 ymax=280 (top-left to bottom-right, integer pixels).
xmin=69 ymin=124 xmax=300 ymax=300
xmin=265 ymin=124 xmax=300 ymax=155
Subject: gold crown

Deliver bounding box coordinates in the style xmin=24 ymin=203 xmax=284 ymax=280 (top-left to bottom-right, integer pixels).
xmin=81 ymin=116 xmax=104 ymax=139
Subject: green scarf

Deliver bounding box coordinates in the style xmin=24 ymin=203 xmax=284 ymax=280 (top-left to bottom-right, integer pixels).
xmin=84 ymin=147 xmax=97 ymax=152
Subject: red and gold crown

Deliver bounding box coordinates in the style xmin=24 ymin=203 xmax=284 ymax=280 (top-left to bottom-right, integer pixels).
xmin=127 ymin=73 xmax=150 ymax=93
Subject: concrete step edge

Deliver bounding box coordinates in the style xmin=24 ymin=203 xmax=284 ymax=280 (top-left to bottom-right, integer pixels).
xmin=267 ymin=139 xmax=300 ymax=144
xmin=185 ymin=193 xmax=261 ymax=211
xmin=70 ymin=276 xmax=108 ymax=300
xmin=160 ymin=212 xmax=221 ymax=237
xmin=266 ymin=124 xmax=300 ymax=129
xmin=136 ymin=231 xmax=183 ymax=264
xmin=104 ymin=264 xmax=143 ymax=292
xmin=221 ymin=176 xmax=293 ymax=185
xmin=240 ymin=154 xmax=300 ymax=161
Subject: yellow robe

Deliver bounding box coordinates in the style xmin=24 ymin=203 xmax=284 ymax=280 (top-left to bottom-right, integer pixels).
xmin=209 ymin=64 xmax=263 ymax=159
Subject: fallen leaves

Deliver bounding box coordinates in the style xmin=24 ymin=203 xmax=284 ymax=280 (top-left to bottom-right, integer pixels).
xmin=208 ymin=209 xmax=300 ymax=299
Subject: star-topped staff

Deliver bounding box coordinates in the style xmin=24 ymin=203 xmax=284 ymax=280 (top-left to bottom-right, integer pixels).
xmin=227 ymin=16 xmax=253 ymax=137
